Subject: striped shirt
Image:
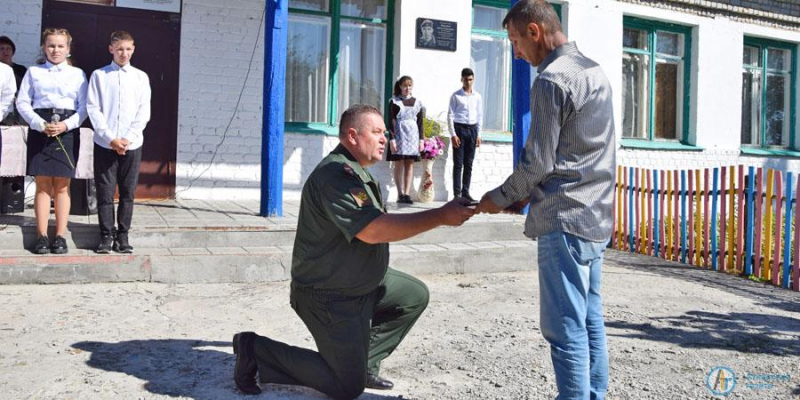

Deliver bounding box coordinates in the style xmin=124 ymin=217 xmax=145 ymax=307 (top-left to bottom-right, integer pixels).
xmin=487 ymin=42 xmax=616 ymax=242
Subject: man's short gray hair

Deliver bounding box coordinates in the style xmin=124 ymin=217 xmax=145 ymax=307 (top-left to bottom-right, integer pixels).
xmin=339 ymin=104 xmax=382 ymax=138
xmin=502 ymin=0 xmax=562 ymax=35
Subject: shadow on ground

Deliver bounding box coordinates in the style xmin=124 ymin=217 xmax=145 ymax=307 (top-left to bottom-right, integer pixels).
xmin=606 ymin=250 xmax=800 ymax=314
xmin=607 ymin=310 xmax=800 ymax=356
xmin=72 ymin=339 xmax=405 ymax=400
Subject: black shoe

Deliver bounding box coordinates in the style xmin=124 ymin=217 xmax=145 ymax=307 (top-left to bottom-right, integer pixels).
xmin=50 ymin=236 xmax=68 ymax=254
xmin=366 ymin=374 xmax=394 ymax=390
xmin=33 ymin=236 xmax=50 ymax=255
xmin=114 ymin=234 xmax=133 ymax=254
xmin=403 ymin=194 xmax=414 ymax=205
xmin=462 ymin=193 xmax=475 ymax=202
xmin=96 ymin=235 xmax=113 ymax=254
xmin=233 ymin=332 xmax=262 ymax=395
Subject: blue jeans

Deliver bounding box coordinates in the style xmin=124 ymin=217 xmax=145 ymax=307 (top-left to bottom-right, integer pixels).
xmin=538 ymin=231 xmax=608 ymax=400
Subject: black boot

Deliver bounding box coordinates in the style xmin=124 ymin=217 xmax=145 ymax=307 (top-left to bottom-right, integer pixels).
xmin=96 ymin=235 xmax=113 ymax=254
xmin=33 ymin=235 xmax=49 ymax=255
xmin=366 ymin=373 xmax=394 ymax=390
xmin=233 ymin=332 xmax=261 ymax=395
xmin=114 ymin=233 xmax=133 ymax=253
xmin=50 ymin=235 xmax=68 ymax=255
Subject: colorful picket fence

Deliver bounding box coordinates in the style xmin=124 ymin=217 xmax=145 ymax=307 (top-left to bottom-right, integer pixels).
xmin=612 ymin=165 xmax=799 ymax=292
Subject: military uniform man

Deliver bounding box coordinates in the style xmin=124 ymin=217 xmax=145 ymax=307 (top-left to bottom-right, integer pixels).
xmin=233 ymin=104 xmax=475 ymax=399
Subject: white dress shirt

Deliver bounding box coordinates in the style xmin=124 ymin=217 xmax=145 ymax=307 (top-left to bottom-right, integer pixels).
xmin=87 ymin=62 xmax=151 ymax=151
xmin=0 ymin=63 xmax=15 ymax=121
xmin=16 ymin=61 xmax=88 ymax=131
xmin=447 ymin=88 xmax=483 ymax=138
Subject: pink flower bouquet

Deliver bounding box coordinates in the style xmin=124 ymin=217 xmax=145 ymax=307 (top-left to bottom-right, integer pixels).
xmin=420 ymin=136 xmax=445 ymax=160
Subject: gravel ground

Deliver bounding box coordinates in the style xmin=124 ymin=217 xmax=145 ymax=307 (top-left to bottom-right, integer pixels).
xmin=0 ymin=250 xmax=797 ymax=399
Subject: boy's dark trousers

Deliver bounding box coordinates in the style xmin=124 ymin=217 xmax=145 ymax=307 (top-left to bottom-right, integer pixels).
xmin=94 ymin=144 xmax=142 ymax=237
xmin=452 ymin=122 xmax=478 ymax=198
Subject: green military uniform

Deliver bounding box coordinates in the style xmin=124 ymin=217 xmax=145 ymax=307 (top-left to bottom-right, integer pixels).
xmin=251 ymin=144 xmax=430 ymax=400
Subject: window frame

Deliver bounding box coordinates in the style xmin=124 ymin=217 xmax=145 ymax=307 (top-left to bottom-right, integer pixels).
xmin=286 ymin=0 xmax=395 ymax=135
xmin=741 ymin=36 xmax=797 ymax=151
xmin=471 ymin=0 xmax=513 ymax=133
xmin=621 ymin=16 xmax=692 ymax=145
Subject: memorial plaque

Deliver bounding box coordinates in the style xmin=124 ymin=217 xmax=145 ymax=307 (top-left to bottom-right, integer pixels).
xmin=415 ymin=18 xmax=457 ymax=52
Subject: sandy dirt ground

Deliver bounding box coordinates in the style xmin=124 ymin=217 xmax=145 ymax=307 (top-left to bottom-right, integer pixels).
xmin=0 ymin=250 xmax=798 ymax=400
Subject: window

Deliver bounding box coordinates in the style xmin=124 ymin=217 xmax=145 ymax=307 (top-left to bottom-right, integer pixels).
xmin=471 ymin=2 xmax=511 ymax=132
xmin=622 ymin=17 xmax=691 ymax=142
xmin=286 ymin=0 xmax=391 ymax=128
xmin=741 ymin=38 xmax=796 ymax=149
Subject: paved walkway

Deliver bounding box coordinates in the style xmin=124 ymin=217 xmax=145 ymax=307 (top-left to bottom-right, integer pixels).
xmin=0 ymin=198 xmax=523 ymax=231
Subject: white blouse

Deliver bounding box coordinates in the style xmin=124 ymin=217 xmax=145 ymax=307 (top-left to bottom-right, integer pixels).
xmin=16 ymin=61 xmax=88 ymax=131
xmin=87 ymin=62 xmax=151 ymax=151
xmin=0 ymin=63 xmax=15 ymax=121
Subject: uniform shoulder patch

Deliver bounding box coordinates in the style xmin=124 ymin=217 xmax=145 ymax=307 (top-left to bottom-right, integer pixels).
xmin=349 ymin=187 xmax=373 ymax=207
xmin=343 ymin=163 xmax=356 ymax=177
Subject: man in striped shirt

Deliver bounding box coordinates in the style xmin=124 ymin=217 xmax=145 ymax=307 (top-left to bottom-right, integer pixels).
xmin=476 ymin=1 xmax=616 ymax=399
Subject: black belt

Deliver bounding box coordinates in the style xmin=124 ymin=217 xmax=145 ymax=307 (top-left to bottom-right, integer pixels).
xmin=454 ymin=122 xmax=477 ymax=127
xmin=34 ymin=108 xmax=76 ymax=118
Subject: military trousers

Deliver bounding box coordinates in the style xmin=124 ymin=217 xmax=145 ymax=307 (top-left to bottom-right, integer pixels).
xmin=252 ymin=268 xmax=429 ymax=400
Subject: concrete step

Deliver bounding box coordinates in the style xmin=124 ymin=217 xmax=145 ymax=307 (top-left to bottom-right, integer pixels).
xmin=0 ymin=218 xmax=526 ymax=251
xmin=0 ymin=240 xmax=536 ymax=285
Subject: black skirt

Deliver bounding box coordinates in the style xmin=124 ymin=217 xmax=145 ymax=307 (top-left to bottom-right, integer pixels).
xmin=26 ymin=110 xmax=79 ymax=178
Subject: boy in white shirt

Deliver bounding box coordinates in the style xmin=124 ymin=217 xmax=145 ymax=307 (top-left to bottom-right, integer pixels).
xmin=447 ymin=68 xmax=483 ymax=201
xmin=87 ymin=31 xmax=151 ymax=253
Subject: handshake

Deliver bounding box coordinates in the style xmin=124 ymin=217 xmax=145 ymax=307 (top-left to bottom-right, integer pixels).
xmin=435 ymin=193 xmax=530 ymax=227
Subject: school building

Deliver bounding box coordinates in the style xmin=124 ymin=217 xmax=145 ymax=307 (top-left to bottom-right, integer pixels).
xmin=0 ymin=0 xmax=798 ymax=206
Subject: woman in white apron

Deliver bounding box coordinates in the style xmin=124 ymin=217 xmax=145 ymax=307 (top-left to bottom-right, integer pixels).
xmin=386 ymin=76 xmax=424 ymax=204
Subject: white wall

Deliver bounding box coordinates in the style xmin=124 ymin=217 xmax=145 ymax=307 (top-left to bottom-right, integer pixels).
xmin=394 ymin=0 xmax=472 ymax=123
xmin=174 ymin=0 xmax=266 ymax=199
xmin=0 ymin=0 xmax=42 ymax=67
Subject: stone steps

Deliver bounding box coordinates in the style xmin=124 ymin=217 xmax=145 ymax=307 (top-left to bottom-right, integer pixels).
xmin=0 ymin=239 xmax=536 ymax=284
xmin=0 ymin=218 xmax=525 ymax=250
xmin=0 ymin=200 xmax=534 ymax=285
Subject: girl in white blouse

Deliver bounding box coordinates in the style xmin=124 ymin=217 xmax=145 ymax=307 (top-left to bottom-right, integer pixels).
xmin=16 ymin=28 xmax=88 ymax=254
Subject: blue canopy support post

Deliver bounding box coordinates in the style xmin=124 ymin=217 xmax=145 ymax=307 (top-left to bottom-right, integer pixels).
xmin=260 ymin=0 xmax=288 ymax=217
xmin=512 ymin=59 xmax=531 ymax=169
xmin=511 ymin=0 xmax=531 ymax=214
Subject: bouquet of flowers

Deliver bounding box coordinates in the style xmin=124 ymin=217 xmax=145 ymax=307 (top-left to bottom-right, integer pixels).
xmin=420 ymin=136 xmax=445 ymax=160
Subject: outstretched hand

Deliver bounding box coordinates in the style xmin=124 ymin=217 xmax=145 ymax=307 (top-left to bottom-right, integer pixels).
xmin=438 ymin=197 xmax=475 ymax=226
xmin=475 ymin=193 xmax=501 ymax=214
xmin=475 ymin=193 xmax=530 ymax=215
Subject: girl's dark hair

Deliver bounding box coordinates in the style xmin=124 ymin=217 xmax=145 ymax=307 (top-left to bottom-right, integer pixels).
xmin=393 ymin=76 xmax=413 ymax=96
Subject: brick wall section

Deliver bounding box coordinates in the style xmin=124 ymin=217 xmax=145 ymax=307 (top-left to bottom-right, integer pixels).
xmin=0 ymin=0 xmax=42 ymax=67
xmin=618 ymin=0 xmax=800 ymax=30
xmin=175 ymin=0 xmax=266 ymax=198
xmin=710 ymin=0 xmax=800 ymax=17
